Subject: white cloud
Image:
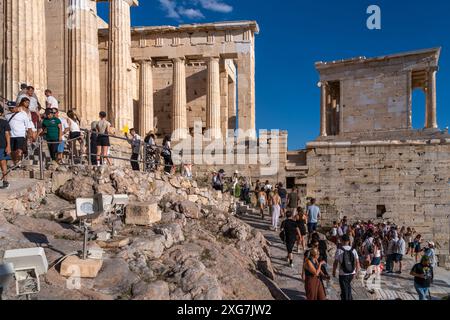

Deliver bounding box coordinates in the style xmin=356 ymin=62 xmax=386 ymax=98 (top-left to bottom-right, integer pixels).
xmin=198 ymin=0 xmax=233 ymax=13
xmin=159 ymin=0 xmax=233 ymax=21
xmin=178 ymin=7 xmax=205 ymax=19
xmin=159 ymin=0 xmax=180 ymax=19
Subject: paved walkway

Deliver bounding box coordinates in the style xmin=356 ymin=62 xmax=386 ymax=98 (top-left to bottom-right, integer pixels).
xmin=237 ymin=204 xmax=450 ymax=301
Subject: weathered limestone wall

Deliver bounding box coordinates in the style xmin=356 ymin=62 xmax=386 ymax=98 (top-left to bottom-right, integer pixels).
xmin=341 ymin=74 xmax=408 ymax=132
xmin=306 ymin=140 xmax=450 ymax=261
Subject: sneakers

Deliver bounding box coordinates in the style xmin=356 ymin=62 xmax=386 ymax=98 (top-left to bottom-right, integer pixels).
xmin=1 ymin=181 xmax=10 ymax=189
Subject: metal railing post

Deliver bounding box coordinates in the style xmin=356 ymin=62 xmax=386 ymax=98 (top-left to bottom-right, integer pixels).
xmin=87 ymin=130 xmax=92 ymax=166
xmin=38 ymin=138 xmax=44 ymax=180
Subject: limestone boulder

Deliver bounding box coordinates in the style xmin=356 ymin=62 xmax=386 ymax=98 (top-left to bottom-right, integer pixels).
xmin=128 ymin=235 xmax=166 ymax=260
xmin=132 ymin=281 xmax=170 ymax=300
xmin=51 ymin=172 xmax=73 ymax=193
xmin=178 ymin=201 xmax=202 ymax=219
xmin=93 ymin=258 xmax=139 ymax=296
xmin=126 ymin=202 xmax=161 ymax=226
xmin=58 ymin=176 xmax=95 ymax=202
xmin=155 ymin=223 xmax=185 ymax=248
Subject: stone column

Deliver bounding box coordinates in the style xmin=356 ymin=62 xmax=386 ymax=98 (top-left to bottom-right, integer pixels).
xmin=228 ymin=81 xmax=237 ymax=131
xmin=108 ymin=0 xmax=136 ymax=129
xmin=172 ymin=57 xmax=188 ymax=140
xmin=3 ymin=0 xmax=47 ymax=103
xmin=320 ymin=83 xmax=328 ymax=137
xmin=67 ymin=0 xmax=101 ymax=124
xmin=206 ymin=57 xmax=221 ymax=139
xmin=138 ymin=59 xmax=154 ymax=135
xmin=237 ymin=49 xmax=256 ymax=138
xmin=220 ymin=72 xmax=229 ymax=139
xmin=426 ymin=67 xmax=438 ymax=129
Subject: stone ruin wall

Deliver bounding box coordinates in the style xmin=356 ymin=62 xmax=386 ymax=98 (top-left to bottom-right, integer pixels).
xmin=306 ymin=141 xmax=450 ymax=263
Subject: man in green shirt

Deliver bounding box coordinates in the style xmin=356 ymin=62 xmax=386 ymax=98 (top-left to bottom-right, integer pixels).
xmin=40 ymin=109 xmax=62 ymax=162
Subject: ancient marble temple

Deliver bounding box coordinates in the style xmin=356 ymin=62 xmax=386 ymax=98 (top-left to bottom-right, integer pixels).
xmin=0 ymin=0 xmax=257 ymax=139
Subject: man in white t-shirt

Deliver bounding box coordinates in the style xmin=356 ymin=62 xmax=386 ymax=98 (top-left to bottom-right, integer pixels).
xmin=17 ymin=86 xmax=40 ymax=113
xmin=333 ymin=234 xmax=360 ymax=300
xmin=45 ymin=89 xmax=59 ymax=109
xmin=5 ymin=104 xmax=35 ymax=164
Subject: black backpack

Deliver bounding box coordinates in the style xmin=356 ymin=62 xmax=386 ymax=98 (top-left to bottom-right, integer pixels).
xmin=341 ymin=249 xmax=356 ymax=274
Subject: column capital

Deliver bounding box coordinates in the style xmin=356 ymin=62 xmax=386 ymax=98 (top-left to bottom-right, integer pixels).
xmin=205 ymin=56 xmax=220 ymax=62
xmin=134 ymin=58 xmax=152 ymax=65
xmin=172 ymin=57 xmax=186 ymax=63
xmin=428 ymin=66 xmax=439 ymax=73
xmin=102 ymin=0 xmax=139 ymax=7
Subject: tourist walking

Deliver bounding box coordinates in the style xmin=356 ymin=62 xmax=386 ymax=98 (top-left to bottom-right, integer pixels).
xmin=413 ymin=234 xmax=423 ymax=262
xmin=307 ymin=198 xmax=320 ymax=239
xmin=66 ymin=111 xmax=83 ymax=162
xmin=54 ymin=109 xmax=69 ymax=164
xmin=90 ymin=122 xmax=99 ymax=165
xmin=405 ymin=227 xmax=416 ymax=256
xmin=96 ymin=112 xmax=112 ymax=166
xmin=333 ymin=234 xmax=360 ymax=301
xmin=393 ymin=233 xmax=406 ymax=274
xmin=295 ymin=207 xmax=307 ymax=252
xmin=0 ymin=105 xmax=12 ymax=189
xmin=17 ymin=86 xmax=40 ymax=128
xmin=303 ymin=248 xmax=327 ymax=300
xmin=410 ymin=255 xmax=434 ymax=300
xmin=280 ymin=211 xmax=301 ymax=268
xmin=161 ymin=135 xmax=173 ymax=175
xmin=125 ymin=128 xmax=142 ymax=171
xmin=40 ymin=109 xmax=62 ymax=162
xmin=287 ymin=188 xmax=299 ymax=211
xmin=278 ymin=183 xmax=288 ymax=217
xmin=144 ymin=132 xmax=158 ymax=172
xmin=257 ymin=187 xmax=267 ymax=219
xmin=45 ymin=89 xmax=59 ymax=110
xmin=271 ymin=190 xmax=281 ymax=231
xmin=423 ymin=242 xmax=437 ymax=268
xmin=5 ymin=103 xmax=34 ymax=165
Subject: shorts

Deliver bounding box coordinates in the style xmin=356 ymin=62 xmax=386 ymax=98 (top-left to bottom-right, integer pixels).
xmin=371 ymin=257 xmax=381 ymax=266
xmin=10 ymin=137 xmax=26 ymax=152
xmin=286 ymin=237 xmax=296 ymax=254
xmin=58 ymin=141 xmax=65 ymax=153
xmin=97 ymin=135 xmax=110 ymax=147
xmin=307 ymin=222 xmax=317 ymax=233
xmin=0 ymin=148 xmax=11 ymax=161
xmin=409 ymin=242 xmax=415 ymax=249
xmin=414 ymin=246 xmax=421 ymax=254
xmin=281 ymin=199 xmax=287 ymax=209
xmin=394 ymin=254 xmax=403 ymax=262
xmin=69 ymin=132 xmax=81 ymax=140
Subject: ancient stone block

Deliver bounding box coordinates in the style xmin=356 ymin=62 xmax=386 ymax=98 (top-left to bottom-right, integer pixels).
xmin=126 ymin=202 xmax=161 ymax=226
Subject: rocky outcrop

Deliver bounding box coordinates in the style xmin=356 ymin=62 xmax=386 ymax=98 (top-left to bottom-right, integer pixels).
xmin=0 ymin=166 xmax=275 ymax=300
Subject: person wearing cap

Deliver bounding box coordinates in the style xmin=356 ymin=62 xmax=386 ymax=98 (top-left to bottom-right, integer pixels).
xmin=39 ymin=109 xmax=62 ymax=163
xmin=0 ymin=105 xmax=12 ymax=189
xmin=423 ymin=242 xmax=437 ymax=268
xmin=410 ymin=255 xmax=434 ymax=300
xmin=5 ymin=103 xmax=34 ymax=165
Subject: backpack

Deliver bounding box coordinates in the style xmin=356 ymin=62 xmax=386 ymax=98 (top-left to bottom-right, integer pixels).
xmin=341 ymin=249 xmax=356 ymax=274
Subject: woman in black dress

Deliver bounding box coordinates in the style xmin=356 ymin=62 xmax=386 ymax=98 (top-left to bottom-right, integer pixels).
xmin=280 ymin=211 xmax=301 ymax=268
xmin=295 ymin=207 xmax=307 ymax=252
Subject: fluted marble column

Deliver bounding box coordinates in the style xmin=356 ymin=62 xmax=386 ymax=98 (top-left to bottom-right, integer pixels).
xmin=3 ymin=0 xmax=47 ymax=103
xmin=320 ymin=82 xmax=328 ymax=137
xmin=426 ymin=67 xmax=438 ymax=129
xmin=206 ymin=57 xmax=221 ymax=139
xmin=67 ymin=0 xmax=101 ymax=123
xmin=108 ymin=0 xmax=136 ymax=129
xmin=172 ymin=58 xmax=188 ymax=140
xmin=138 ymin=59 xmax=154 ymax=135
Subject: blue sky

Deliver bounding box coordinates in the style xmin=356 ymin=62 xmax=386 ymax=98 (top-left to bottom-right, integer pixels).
xmin=98 ymin=0 xmax=450 ymax=150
